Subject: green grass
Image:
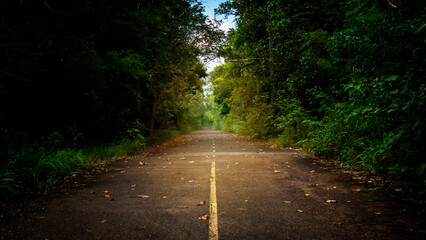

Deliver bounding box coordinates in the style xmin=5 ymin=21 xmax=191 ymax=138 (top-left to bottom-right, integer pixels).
xmin=0 ymin=137 xmax=147 ymax=200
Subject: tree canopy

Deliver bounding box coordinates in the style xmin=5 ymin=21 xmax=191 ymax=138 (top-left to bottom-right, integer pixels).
xmin=0 ymin=0 xmax=223 ymax=198
xmin=208 ymin=0 xmax=425 ymax=191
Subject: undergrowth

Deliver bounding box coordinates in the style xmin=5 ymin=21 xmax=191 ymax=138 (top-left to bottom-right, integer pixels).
xmin=0 ymin=131 xmax=147 ymax=201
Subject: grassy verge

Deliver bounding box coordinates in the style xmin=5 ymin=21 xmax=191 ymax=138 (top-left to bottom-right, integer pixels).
xmin=0 ymin=137 xmax=146 ymax=201
xmin=0 ymin=126 xmax=201 ymax=201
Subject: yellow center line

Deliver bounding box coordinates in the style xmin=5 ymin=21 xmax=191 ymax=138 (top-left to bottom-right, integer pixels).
xmin=209 ymin=153 xmax=219 ymax=239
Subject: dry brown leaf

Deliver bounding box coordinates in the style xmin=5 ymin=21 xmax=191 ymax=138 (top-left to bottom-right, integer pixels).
xmin=283 ymin=201 xmax=292 ymax=204
xmin=374 ymin=212 xmax=382 ymax=215
xmin=197 ymin=201 xmax=206 ymax=206
xmin=273 ymin=170 xmax=281 ymax=173
xmin=138 ymin=195 xmax=149 ymax=198
xmin=100 ymin=219 xmax=108 ymax=223
xmin=198 ymin=214 xmax=209 ymax=220
xmin=297 ymin=209 xmax=303 ymax=213
xmin=176 ymin=206 xmax=188 ymax=209
xmin=305 ymin=194 xmax=310 ymax=197
xmin=326 ymin=200 xmax=337 ymax=203
xmin=104 ymin=194 xmax=111 ymax=198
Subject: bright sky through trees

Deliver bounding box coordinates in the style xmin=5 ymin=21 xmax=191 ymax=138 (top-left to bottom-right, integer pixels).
xmin=203 ymin=0 xmax=235 ymax=72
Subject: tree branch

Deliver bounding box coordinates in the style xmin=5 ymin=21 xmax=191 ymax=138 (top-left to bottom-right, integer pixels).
xmin=386 ymin=0 xmax=398 ymax=9
xmin=44 ymin=0 xmax=76 ymax=15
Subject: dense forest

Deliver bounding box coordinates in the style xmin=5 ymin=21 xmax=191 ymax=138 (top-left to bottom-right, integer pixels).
xmin=0 ymin=0 xmax=223 ymax=198
xmin=207 ymin=0 xmax=425 ymax=193
xmin=1 ymin=0 xmax=425 ymax=200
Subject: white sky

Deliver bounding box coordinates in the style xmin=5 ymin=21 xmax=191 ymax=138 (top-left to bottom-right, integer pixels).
xmin=202 ymin=0 xmax=236 ymax=73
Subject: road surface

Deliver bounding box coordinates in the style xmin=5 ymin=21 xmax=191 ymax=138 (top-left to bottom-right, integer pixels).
xmin=1 ymin=129 xmax=425 ymax=239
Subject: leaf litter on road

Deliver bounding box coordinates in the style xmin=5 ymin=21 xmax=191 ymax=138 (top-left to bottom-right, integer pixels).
xmin=197 ymin=201 xmax=206 ymax=206
xmin=198 ymin=214 xmax=209 ymax=220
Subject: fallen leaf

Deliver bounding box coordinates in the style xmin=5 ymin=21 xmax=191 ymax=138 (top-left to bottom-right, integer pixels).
xmin=283 ymin=201 xmax=292 ymax=204
xmin=197 ymin=201 xmax=206 ymax=206
xmin=138 ymin=195 xmax=150 ymax=198
xmin=305 ymin=194 xmax=310 ymax=197
xmin=297 ymin=210 xmax=303 ymax=213
xmin=326 ymin=200 xmax=337 ymax=203
xmin=163 ymin=196 xmax=168 ymax=199
xmin=274 ymin=170 xmax=281 ymax=173
xmin=104 ymin=190 xmax=109 ymax=193
xmin=394 ymin=188 xmax=403 ymax=192
xmin=310 ymin=170 xmax=315 ymax=173
xmin=244 ymin=200 xmax=249 ymax=202
xmin=131 ymin=188 xmax=135 ymax=191
xmin=198 ymin=214 xmax=209 ymax=220
xmin=180 ymin=157 xmax=186 ymax=160
xmin=100 ymin=219 xmax=108 ymax=223
xmin=374 ymin=212 xmax=382 ymax=215
xmin=161 ymin=166 xmax=167 ymax=169
xmin=131 ymin=184 xmax=136 ymax=188
xmin=104 ymin=194 xmax=111 ymax=198
xmin=189 ymin=161 xmax=194 ymax=163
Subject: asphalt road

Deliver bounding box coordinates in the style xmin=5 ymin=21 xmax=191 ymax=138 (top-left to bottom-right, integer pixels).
xmin=1 ymin=129 xmax=425 ymax=239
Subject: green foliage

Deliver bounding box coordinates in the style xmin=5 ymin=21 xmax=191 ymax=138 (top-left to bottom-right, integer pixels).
xmin=212 ymin=0 xmax=426 ymax=192
xmin=0 ymin=129 xmax=147 ymax=199
xmin=0 ymin=0 xmax=222 ymax=199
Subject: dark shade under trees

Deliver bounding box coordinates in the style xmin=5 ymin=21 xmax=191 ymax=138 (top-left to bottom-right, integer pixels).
xmin=0 ymin=0 xmax=223 ymax=198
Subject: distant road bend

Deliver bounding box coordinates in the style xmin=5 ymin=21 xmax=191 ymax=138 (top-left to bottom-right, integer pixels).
xmin=1 ymin=129 xmax=425 ymax=239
